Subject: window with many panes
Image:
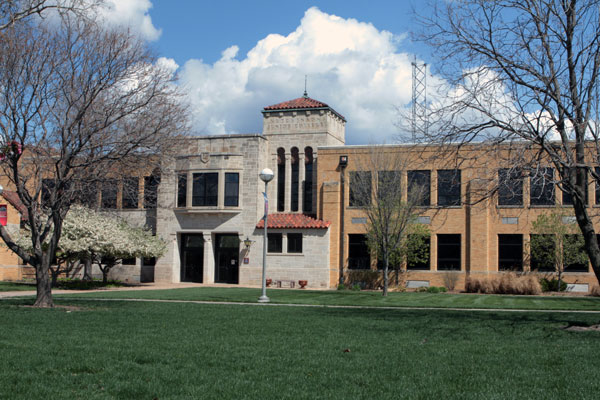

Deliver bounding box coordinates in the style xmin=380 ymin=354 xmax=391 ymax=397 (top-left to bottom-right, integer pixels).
xmin=101 ymin=180 xmax=117 ymax=209
xmin=437 ymin=169 xmax=461 ymax=206
xmin=192 ymin=173 xmax=218 ymax=206
xmin=564 ymin=234 xmax=588 ymax=272
xmin=177 ymin=173 xmax=187 ymax=207
xmin=407 ymin=235 xmax=430 ymax=270
xmin=224 ymin=173 xmax=239 ymax=207
xmin=377 ymin=170 xmax=401 ymax=201
xmin=437 ymin=234 xmax=461 ymax=270
xmin=530 ymin=168 xmax=554 ymax=206
xmin=408 ymin=170 xmax=430 ymax=206
xmin=498 ymin=234 xmax=523 ymax=271
xmin=144 ymin=175 xmax=160 ymax=209
xmin=562 ymin=169 xmax=588 ymax=205
xmin=498 ymin=169 xmax=523 ymax=206
xmin=348 ymin=234 xmax=370 ymax=269
xmin=268 ymin=233 xmax=282 ymax=253
xmin=287 ymin=233 xmax=302 ymax=253
xmin=122 ymin=177 xmax=139 ymax=209
xmin=349 ymin=171 xmax=371 ymax=207
xmin=530 ymin=234 xmax=555 ymax=272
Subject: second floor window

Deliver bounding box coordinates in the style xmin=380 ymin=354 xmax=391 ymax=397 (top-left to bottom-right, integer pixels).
xmin=349 ymin=171 xmax=371 ymax=207
xmin=177 ymin=173 xmax=187 ymax=207
xmin=122 ymin=177 xmax=139 ymax=209
xmin=192 ymin=172 xmax=218 ymax=206
xmin=498 ymin=169 xmax=523 ymax=206
xmin=408 ymin=170 xmax=430 ymax=206
xmin=437 ymin=169 xmax=461 ymax=206
xmin=101 ymin=180 xmax=117 ymax=209
xmin=224 ymin=173 xmax=239 ymax=207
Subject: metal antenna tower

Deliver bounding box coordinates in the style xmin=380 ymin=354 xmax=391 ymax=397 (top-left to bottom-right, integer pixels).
xmin=411 ymin=57 xmax=428 ymax=141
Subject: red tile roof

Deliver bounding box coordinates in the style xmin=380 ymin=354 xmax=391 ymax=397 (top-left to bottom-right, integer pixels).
xmin=256 ymin=213 xmax=331 ymax=229
xmin=263 ymin=95 xmax=346 ymax=121
xmin=1 ymin=190 xmax=28 ymax=220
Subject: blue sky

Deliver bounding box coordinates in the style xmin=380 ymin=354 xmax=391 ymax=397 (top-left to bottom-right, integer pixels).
xmin=99 ymin=1 xmax=433 ymax=144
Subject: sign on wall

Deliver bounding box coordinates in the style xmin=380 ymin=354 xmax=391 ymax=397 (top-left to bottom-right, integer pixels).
xmin=0 ymin=205 xmax=7 ymax=226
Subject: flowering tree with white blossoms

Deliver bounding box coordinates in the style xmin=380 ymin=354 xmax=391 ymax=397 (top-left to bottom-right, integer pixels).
xmin=17 ymin=205 xmax=167 ymax=284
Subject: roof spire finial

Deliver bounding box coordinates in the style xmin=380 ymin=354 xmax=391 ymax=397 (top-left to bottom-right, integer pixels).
xmin=303 ymin=75 xmax=308 ymax=98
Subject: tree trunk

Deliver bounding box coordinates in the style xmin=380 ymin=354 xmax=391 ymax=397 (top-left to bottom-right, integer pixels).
xmin=102 ymin=269 xmax=108 ymax=284
xmin=382 ymin=255 xmax=389 ymax=297
xmin=83 ymin=257 xmax=92 ymax=281
xmin=572 ymin=197 xmax=600 ymax=285
xmin=33 ymin=262 xmax=53 ymax=308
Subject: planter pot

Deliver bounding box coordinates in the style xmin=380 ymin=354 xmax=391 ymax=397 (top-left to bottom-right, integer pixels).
xmin=298 ymin=280 xmax=308 ymax=289
xmin=266 ymin=279 xmax=272 ymax=287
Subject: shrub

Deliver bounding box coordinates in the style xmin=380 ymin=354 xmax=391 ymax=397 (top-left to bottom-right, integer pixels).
xmin=540 ymin=278 xmax=568 ymax=292
xmin=346 ymin=270 xmax=380 ymax=290
xmin=463 ymin=273 xmax=541 ymax=295
xmin=590 ymin=285 xmax=600 ymax=297
xmin=426 ymin=286 xmax=447 ymax=293
xmin=442 ymin=272 xmax=460 ymax=291
xmin=337 ymin=283 xmax=346 ymax=291
xmin=351 ymin=284 xmax=361 ymax=291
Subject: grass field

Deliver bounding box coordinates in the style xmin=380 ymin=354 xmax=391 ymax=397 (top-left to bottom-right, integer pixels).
xmin=56 ymin=286 xmax=600 ymax=311
xmin=1 ymin=296 xmax=600 ymax=399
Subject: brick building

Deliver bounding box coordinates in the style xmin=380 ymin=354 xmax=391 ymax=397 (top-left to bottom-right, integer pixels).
xmin=1 ymin=95 xmax=599 ymax=291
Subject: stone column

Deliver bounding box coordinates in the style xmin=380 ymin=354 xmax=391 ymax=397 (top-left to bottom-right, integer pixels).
xmin=203 ymin=232 xmax=215 ymax=284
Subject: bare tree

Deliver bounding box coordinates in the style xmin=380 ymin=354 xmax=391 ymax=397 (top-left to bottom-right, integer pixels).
xmin=0 ymin=16 xmax=187 ymax=307
xmin=349 ymin=146 xmax=427 ymax=296
xmin=0 ymin=0 xmax=96 ymax=31
xmin=418 ymin=0 xmax=600 ymax=284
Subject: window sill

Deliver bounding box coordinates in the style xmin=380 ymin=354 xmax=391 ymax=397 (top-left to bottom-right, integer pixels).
xmin=496 ymin=205 xmax=524 ymax=209
xmin=528 ymin=205 xmax=556 ymax=208
xmin=267 ymin=252 xmax=304 ymax=256
xmin=174 ymin=207 xmax=242 ymax=214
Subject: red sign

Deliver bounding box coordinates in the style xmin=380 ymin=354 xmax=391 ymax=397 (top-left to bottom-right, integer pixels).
xmin=0 ymin=205 xmax=7 ymax=226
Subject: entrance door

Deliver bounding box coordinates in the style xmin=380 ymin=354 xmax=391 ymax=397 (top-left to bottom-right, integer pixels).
xmin=180 ymin=234 xmax=204 ymax=283
xmin=215 ymin=234 xmax=239 ymax=284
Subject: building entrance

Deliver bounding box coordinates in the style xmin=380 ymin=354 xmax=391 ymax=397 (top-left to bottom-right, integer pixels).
xmin=180 ymin=234 xmax=204 ymax=283
xmin=215 ymin=234 xmax=239 ymax=284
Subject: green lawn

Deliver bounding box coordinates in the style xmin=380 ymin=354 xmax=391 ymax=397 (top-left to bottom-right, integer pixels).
xmin=57 ymin=286 xmax=600 ymax=311
xmin=0 ymin=298 xmax=599 ymax=399
xmin=0 ymin=281 xmax=36 ymax=291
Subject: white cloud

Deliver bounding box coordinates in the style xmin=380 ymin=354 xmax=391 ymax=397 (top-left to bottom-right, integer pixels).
xmin=98 ymin=0 xmax=161 ymax=41
xmin=178 ymin=7 xmax=416 ymax=144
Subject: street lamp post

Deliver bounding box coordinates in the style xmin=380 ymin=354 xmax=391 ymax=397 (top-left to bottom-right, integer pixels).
xmin=258 ymin=168 xmax=274 ymax=303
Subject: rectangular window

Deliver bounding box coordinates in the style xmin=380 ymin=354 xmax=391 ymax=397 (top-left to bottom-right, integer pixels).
xmin=437 ymin=169 xmax=461 ymax=206
xmin=101 ymin=179 xmax=117 ymax=209
xmin=142 ymin=257 xmax=156 ymax=266
xmin=437 ymin=234 xmax=461 ymax=270
xmin=303 ymin=163 xmax=313 ymax=212
xmin=564 ymin=234 xmax=588 ymax=272
xmin=348 ymin=234 xmax=370 ymax=269
xmin=291 ymin=162 xmax=299 ymax=212
xmin=122 ymin=177 xmax=139 ymax=209
xmin=349 ymin=171 xmax=371 ymax=207
xmin=408 ymin=170 xmax=431 ymax=206
xmin=177 ymin=173 xmax=187 ymax=208
xmin=377 ymin=170 xmax=401 ymax=201
xmin=287 ymin=233 xmax=303 ymax=253
xmin=530 ymin=168 xmax=555 ymax=206
xmin=144 ymin=175 xmax=160 ymax=209
xmin=498 ymin=234 xmax=523 ymax=271
xmin=277 ymin=163 xmax=285 ymax=212
xmin=530 ymin=234 xmax=555 ymax=272
xmin=498 ymin=169 xmax=523 ymax=206
xmin=267 ymin=233 xmax=282 ymax=253
xmin=224 ymin=173 xmax=239 ymax=207
xmin=192 ymin=172 xmax=218 ymax=206
xmin=41 ymin=178 xmax=55 ymax=207
xmin=563 ymin=171 xmax=588 ymax=205
xmin=407 ymin=235 xmax=430 ymax=270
